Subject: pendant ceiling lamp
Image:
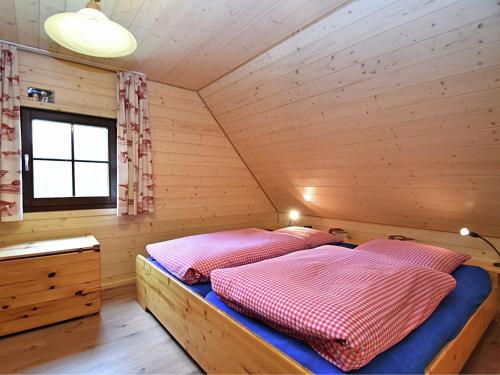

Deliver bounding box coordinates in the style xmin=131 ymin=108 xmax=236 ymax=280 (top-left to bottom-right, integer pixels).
xmin=44 ymin=0 xmax=137 ymax=58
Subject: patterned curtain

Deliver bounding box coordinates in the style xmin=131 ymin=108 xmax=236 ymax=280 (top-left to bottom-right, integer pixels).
xmin=117 ymin=72 xmax=154 ymax=216
xmin=0 ymin=43 xmax=22 ymax=222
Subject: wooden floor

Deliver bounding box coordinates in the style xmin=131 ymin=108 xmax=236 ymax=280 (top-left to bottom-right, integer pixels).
xmin=0 ymin=285 xmax=498 ymax=374
xmin=0 ymin=285 xmax=201 ymax=374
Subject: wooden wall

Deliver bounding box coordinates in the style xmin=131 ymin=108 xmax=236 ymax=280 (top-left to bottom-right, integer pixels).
xmin=0 ymin=50 xmax=277 ymax=288
xmin=201 ymin=0 xmax=500 ymax=238
xmin=17 ymin=51 xmax=117 ymax=118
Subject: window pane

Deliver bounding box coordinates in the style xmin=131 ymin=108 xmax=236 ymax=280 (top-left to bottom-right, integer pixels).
xmin=32 ymin=120 xmax=72 ymax=159
xmin=75 ymin=162 xmax=109 ymax=197
xmin=33 ymin=160 xmax=73 ymax=198
xmin=74 ymin=125 xmax=109 ymax=161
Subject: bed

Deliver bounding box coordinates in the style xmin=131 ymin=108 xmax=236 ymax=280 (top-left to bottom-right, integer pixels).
xmin=205 ymin=265 xmax=491 ymax=374
xmin=136 ymin=252 xmax=498 ymax=374
xmin=145 ymin=242 xmax=358 ymax=297
xmin=145 ymin=227 xmax=343 ymax=285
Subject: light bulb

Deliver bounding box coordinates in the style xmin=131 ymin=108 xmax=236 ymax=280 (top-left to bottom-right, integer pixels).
xmin=460 ymin=227 xmax=470 ymax=236
xmin=289 ymin=210 xmax=300 ymax=221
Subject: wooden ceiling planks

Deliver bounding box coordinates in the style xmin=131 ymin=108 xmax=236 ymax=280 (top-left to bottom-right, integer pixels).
xmin=0 ymin=0 xmax=350 ymax=90
xmin=38 ymin=0 xmax=66 ymax=52
xmin=200 ymin=0 xmax=500 ymax=237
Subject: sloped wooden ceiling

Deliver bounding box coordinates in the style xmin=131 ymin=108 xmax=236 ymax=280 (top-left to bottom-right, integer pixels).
xmin=201 ymin=0 xmax=500 ymax=237
xmin=0 ymin=0 xmax=349 ymax=90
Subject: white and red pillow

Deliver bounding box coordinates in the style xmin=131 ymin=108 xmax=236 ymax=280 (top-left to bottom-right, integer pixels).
xmin=211 ymin=245 xmax=456 ymax=371
xmin=146 ymin=228 xmax=310 ymax=284
xmin=274 ymin=226 xmax=342 ymax=248
xmin=356 ymin=239 xmax=470 ymax=274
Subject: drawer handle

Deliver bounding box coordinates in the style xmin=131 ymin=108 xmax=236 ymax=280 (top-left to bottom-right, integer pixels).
xmin=75 ymin=290 xmax=84 ymax=296
xmin=48 ymin=272 xmax=56 ymax=278
xmin=2 ymin=305 xmax=9 ymax=310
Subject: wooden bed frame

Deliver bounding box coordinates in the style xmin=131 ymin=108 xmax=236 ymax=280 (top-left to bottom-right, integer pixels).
xmin=136 ymin=255 xmax=498 ymax=374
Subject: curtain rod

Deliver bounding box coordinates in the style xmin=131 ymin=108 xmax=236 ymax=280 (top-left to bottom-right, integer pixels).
xmin=0 ymin=39 xmax=146 ymax=77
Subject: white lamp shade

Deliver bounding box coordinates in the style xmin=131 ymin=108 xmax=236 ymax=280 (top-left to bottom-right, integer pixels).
xmin=460 ymin=227 xmax=470 ymax=236
xmin=289 ymin=210 xmax=300 ymax=221
xmin=44 ymin=8 xmax=137 ymax=58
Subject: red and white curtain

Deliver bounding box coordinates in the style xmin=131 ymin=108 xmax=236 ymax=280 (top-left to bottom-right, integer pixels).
xmin=0 ymin=43 xmax=22 ymax=222
xmin=117 ymin=72 xmax=154 ymax=216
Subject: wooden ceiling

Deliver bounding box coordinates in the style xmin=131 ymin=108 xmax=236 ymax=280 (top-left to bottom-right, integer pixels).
xmin=201 ymin=0 xmax=500 ymax=237
xmin=0 ymin=0 xmax=349 ymax=90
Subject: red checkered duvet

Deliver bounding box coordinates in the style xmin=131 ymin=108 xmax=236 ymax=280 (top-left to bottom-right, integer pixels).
xmin=146 ymin=228 xmax=315 ymax=284
xmin=211 ymin=245 xmax=456 ymax=371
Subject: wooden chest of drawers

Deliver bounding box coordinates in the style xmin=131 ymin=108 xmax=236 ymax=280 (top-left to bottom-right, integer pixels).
xmin=0 ymin=235 xmax=101 ymax=336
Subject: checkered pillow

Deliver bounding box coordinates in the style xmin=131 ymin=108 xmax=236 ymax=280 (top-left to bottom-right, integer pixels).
xmin=146 ymin=228 xmax=309 ymax=284
xmin=274 ymin=226 xmax=342 ymax=247
xmin=211 ymin=245 xmax=456 ymax=371
xmin=356 ymin=239 xmax=470 ymax=274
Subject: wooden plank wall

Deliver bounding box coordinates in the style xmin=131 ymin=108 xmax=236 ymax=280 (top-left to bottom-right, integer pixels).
xmin=0 ymin=50 xmax=277 ymax=288
xmin=201 ymin=0 xmax=500 ymax=238
xmin=18 ymin=50 xmax=117 ymax=118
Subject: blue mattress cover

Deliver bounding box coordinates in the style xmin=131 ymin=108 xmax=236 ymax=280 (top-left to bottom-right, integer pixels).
xmin=147 ymin=242 xmax=358 ymax=297
xmin=206 ymin=265 xmax=492 ymax=374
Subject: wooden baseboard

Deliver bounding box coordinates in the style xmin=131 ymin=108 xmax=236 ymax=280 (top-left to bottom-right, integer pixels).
xmin=102 ymin=277 xmax=135 ymax=290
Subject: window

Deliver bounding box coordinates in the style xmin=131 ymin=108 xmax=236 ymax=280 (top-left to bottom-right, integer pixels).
xmin=21 ymin=108 xmax=117 ymax=212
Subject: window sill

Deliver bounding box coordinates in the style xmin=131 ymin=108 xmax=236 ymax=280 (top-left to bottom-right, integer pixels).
xmin=23 ymin=208 xmax=117 ymax=220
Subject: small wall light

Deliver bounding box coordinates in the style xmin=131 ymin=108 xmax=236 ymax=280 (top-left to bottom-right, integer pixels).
xmin=460 ymin=227 xmax=471 ymax=236
xmin=460 ymin=227 xmax=500 ymax=268
xmin=288 ymin=210 xmax=300 ymax=227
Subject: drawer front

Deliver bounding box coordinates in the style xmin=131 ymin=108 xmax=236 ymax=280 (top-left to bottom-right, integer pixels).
xmin=0 ymin=250 xmax=101 ymax=336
